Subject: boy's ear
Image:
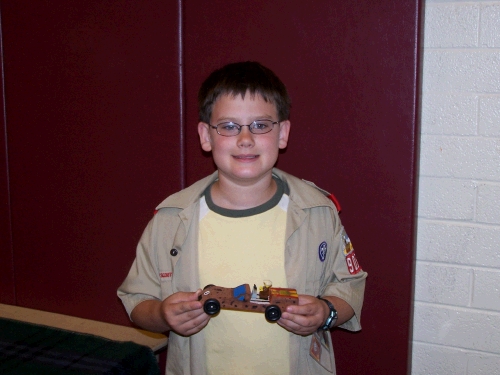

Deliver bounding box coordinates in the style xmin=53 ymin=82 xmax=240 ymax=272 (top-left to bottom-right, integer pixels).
xmin=278 ymin=120 xmax=291 ymax=149
xmin=198 ymin=122 xmax=212 ymax=152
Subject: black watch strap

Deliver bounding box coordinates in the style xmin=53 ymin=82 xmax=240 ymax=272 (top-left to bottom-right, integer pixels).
xmin=317 ymin=296 xmax=338 ymax=330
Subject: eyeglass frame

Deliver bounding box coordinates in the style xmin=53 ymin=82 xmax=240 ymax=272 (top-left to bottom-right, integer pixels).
xmin=208 ymin=119 xmax=280 ymax=137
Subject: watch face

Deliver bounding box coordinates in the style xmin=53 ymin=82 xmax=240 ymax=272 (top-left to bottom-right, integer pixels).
xmin=317 ymin=296 xmax=337 ymax=330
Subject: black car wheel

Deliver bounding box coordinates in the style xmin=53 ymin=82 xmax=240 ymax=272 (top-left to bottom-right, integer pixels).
xmin=204 ymin=298 xmax=221 ymax=315
xmin=265 ymin=305 xmax=281 ymax=322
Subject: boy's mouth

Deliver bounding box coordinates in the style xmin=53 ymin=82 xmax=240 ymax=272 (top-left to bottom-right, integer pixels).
xmin=234 ymin=155 xmax=259 ymax=159
xmin=233 ymin=154 xmax=258 ymax=161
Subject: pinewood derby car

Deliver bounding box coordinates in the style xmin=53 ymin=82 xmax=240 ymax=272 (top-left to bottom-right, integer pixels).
xmin=198 ymin=283 xmax=299 ymax=322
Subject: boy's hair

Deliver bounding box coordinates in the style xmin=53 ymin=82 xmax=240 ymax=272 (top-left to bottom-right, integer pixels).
xmin=198 ymin=61 xmax=291 ymax=123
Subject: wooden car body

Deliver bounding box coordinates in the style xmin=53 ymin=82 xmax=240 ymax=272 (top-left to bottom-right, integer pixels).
xmin=199 ymin=284 xmax=298 ymax=321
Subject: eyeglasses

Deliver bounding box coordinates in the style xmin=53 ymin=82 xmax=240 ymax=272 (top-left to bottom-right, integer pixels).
xmin=209 ymin=119 xmax=279 ymax=137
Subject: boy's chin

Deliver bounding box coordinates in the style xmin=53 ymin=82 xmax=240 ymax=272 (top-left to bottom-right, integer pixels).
xmin=219 ymin=168 xmax=274 ymax=184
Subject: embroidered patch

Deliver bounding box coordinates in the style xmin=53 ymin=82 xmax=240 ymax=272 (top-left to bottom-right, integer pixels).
xmin=159 ymin=272 xmax=173 ymax=281
xmin=342 ymin=234 xmax=362 ymax=275
xmin=318 ymin=241 xmax=327 ymax=262
xmin=310 ymin=332 xmax=322 ymax=362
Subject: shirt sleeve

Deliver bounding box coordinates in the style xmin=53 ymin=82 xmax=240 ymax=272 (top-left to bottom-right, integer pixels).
xmin=117 ymin=217 xmax=163 ymax=319
xmin=322 ymin=214 xmax=368 ymax=332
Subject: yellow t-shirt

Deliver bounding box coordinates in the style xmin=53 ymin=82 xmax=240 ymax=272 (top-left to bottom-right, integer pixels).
xmin=198 ymin=180 xmax=290 ymax=375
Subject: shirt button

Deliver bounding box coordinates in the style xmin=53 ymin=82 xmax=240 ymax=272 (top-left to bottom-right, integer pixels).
xmin=170 ymin=249 xmax=178 ymax=256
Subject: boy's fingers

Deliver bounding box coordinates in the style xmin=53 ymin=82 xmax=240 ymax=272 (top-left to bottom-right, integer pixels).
xmin=172 ymin=299 xmax=203 ymax=315
xmin=278 ymin=317 xmax=314 ymax=335
xmin=286 ymin=302 xmax=320 ymax=316
xmin=167 ymin=290 xmax=203 ymax=304
xmin=180 ymin=314 xmax=210 ymax=336
xmin=286 ymin=295 xmax=326 ymax=319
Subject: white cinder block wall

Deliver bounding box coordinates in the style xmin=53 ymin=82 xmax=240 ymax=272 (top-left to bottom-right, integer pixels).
xmin=412 ymin=0 xmax=500 ymax=374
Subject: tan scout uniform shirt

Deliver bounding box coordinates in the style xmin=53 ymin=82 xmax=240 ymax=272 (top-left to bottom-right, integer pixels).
xmin=117 ymin=168 xmax=367 ymax=375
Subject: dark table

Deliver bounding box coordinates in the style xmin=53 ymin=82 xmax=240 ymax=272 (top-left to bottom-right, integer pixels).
xmin=0 ymin=317 xmax=160 ymax=374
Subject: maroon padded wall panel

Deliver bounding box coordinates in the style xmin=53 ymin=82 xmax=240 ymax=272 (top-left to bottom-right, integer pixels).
xmin=1 ymin=1 xmax=181 ymax=325
xmin=0 ymin=13 xmax=15 ymax=305
xmin=184 ymin=1 xmax=421 ymax=374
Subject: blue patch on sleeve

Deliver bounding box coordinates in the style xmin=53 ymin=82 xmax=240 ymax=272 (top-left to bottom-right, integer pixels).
xmin=319 ymin=241 xmax=327 ymax=262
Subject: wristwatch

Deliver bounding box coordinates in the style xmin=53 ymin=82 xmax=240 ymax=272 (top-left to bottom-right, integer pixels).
xmin=317 ymin=296 xmax=338 ymax=330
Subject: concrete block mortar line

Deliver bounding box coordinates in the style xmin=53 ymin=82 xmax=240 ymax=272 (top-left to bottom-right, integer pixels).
xmin=476 ymin=179 xmax=500 ymax=187
xmin=412 ymin=340 xmax=500 ymax=360
xmin=416 ymin=214 xmax=476 ymax=223
xmin=418 ymin=216 xmax=500 ymax=227
xmin=415 ymin=300 xmax=500 ymax=316
xmin=416 ymin=259 xmax=497 ymax=272
xmin=476 ymin=93 xmax=481 ymax=135
xmin=478 ymin=92 xmax=500 ymax=97
xmin=473 ymin=179 xmax=478 ymax=222
xmin=423 ymin=46 xmax=500 ymax=52
xmin=477 ymin=2 xmax=482 ymax=45
xmin=421 ymin=133 xmax=500 ymax=139
xmin=417 ymin=175 xmax=500 ymax=185
xmin=414 ymin=259 xmax=499 ymax=269
xmin=422 ymin=89 xmax=500 ymax=98
xmin=426 ymin=1 xmax=500 ymax=4
xmin=470 ymin=267 xmax=475 ymax=307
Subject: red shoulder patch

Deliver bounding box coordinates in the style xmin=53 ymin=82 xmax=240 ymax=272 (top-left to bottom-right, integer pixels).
xmin=327 ymin=193 xmax=342 ymax=214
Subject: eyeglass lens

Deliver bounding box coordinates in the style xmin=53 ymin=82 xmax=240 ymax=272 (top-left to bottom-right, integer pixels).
xmin=215 ymin=120 xmax=276 ymax=136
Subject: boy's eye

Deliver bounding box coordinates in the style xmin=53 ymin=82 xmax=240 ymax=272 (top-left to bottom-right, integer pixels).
xmin=252 ymin=121 xmax=271 ymax=130
xmin=220 ymin=123 xmax=239 ymax=131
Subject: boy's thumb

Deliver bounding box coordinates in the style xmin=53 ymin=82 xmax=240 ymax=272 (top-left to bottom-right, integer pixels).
xmin=193 ymin=288 xmax=203 ymax=299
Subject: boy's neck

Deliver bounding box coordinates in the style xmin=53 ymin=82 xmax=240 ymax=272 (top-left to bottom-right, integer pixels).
xmin=210 ymin=174 xmax=277 ymax=210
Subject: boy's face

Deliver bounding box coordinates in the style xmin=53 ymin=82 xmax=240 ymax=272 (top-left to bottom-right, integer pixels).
xmin=198 ymin=92 xmax=290 ymax=186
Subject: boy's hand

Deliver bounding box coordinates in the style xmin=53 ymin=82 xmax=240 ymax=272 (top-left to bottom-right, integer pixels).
xmin=160 ymin=289 xmax=210 ymax=336
xmin=277 ymin=295 xmax=329 ymax=336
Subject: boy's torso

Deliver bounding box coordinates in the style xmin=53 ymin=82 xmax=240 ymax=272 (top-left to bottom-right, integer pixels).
xmin=198 ymin=188 xmax=290 ymax=375
xmin=154 ymin=169 xmax=344 ymax=375
xmin=117 ymin=168 xmax=366 ymax=375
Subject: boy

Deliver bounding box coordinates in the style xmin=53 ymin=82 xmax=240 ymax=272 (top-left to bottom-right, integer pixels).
xmin=118 ymin=61 xmax=367 ymax=375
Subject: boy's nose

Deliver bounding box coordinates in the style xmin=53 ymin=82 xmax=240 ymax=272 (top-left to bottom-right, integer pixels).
xmin=237 ymin=126 xmax=255 ymax=146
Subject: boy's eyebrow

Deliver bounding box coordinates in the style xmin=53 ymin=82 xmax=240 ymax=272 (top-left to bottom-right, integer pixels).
xmin=212 ymin=115 xmax=275 ymax=123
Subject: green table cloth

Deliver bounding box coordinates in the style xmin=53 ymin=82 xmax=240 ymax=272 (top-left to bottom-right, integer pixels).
xmin=0 ymin=317 xmax=160 ymax=374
